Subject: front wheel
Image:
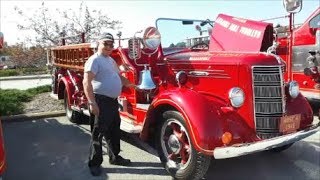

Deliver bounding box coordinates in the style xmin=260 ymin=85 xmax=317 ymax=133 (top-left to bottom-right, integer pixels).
xmin=156 ymin=111 xmax=211 ymax=180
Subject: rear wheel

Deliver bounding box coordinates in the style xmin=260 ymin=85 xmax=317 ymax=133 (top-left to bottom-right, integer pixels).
xmin=156 ymin=111 xmax=211 ymax=180
xmin=64 ymin=89 xmax=82 ymax=123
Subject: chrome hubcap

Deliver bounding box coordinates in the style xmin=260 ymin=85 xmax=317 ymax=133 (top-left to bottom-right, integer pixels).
xmin=160 ymin=118 xmax=192 ymax=169
xmin=168 ymin=134 xmax=181 ymax=154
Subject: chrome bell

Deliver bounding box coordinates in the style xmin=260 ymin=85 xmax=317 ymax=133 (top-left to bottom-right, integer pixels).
xmin=138 ymin=65 xmax=156 ymax=90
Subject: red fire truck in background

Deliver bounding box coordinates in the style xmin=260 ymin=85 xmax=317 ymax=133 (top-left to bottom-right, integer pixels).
xmin=0 ymin=32 xmax=4 ymax=49
xmin=265 ymin=6 xmax=320 ymax=102
xmin=0 ymin=31 xmax=7 ymax=179
xmin=48 ymin=0 xmax=319 ymax=179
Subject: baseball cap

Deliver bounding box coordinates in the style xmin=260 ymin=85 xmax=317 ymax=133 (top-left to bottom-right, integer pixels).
xmin=98 ymin=32 xmax=114 ymax=42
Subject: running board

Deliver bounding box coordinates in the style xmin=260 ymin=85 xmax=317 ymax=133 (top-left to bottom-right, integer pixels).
xmin=136 ymin=103 xmax=150 ymax=110
xmin=71 ymin=105 xmax=142 ymax=133
xmin=120 ymin=115 xmax=142 ymax=133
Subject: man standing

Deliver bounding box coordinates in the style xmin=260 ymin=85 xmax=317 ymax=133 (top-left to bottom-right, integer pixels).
xmin=83 ymin=32 xmax=136 ymax=176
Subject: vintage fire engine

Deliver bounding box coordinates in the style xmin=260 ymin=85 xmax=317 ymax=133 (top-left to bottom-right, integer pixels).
xmin=264 ymin=6 xmax=320 ymax=102
xmin=48 ymin=0 xmax=319 ymax=179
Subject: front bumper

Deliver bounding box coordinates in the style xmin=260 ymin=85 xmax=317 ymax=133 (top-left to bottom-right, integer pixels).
xmin=213 ymin=122 xmax=320 ymax=159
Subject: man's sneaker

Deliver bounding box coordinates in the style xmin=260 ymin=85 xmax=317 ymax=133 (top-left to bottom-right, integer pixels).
xmin=89 ymin=166 xmax=102 ymax=176
xmin=109 ymin=156 xmax=131 ymax=166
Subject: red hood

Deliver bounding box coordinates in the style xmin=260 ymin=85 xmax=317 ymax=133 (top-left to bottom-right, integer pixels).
xmin=165 ymin=51 xmax=284 ymax=67
xmin=209 ymin=14 xmax=274 ymax=52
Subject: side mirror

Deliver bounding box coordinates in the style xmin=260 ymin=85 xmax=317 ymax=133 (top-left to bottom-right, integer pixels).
xmin=283 ymin=0 xmax=302 ymax=13
xmin=143 ymin=27 xmax=161 ymax=50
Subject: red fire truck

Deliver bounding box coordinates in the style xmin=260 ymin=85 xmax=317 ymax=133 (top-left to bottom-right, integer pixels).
xmin=48 ymin=0 xmax=319 ymax=179
xmin=265 ymin=6 xmax=320 ymax=102
xmin=0 ymin=31 xmax=7 ymax=179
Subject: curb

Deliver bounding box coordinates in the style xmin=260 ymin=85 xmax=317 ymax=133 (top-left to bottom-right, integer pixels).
xmin=1 ymin=110 xmax=65 ymax=123
xmin=0 ymin=74 xmax=51 ymax=81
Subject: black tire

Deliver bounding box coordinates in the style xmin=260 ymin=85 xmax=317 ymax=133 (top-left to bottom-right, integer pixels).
xmin=268 ymin=143 xmax=294 ymax=153
xmin=64 ymin=89 xmax=82 ymax=123
xmin=156 ymin=110 xmax=211 ymax=180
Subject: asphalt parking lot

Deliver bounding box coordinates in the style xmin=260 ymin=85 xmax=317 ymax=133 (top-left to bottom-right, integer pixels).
xmin=1 ymin=116 xmax=320 ymax=180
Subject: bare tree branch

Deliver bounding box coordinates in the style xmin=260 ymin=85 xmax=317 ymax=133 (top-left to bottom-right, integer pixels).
xmin=14 ymin=2 xmax=122 ymax=46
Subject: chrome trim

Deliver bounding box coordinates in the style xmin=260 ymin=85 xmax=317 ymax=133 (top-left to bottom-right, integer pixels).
xmin=280 ymin=66 xmax=286 ymax=115
xmin=189 ymin=71 xmax=209 ymax=76
xmin=300 ymin=90 xmax=320 ymax=101
xmin=172 ymin=69 xmax=230 ymax=78
xmin=171 ymin=68 xmax=225 ymax=72
xmin=213 ymin=123 xmax=320 ymax=159
xmin=251 ymin=66 xmax=286 ymax=139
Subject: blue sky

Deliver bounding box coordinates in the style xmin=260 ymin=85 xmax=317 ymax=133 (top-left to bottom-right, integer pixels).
xmin=0 ymin=0 xmax=319 ymax=45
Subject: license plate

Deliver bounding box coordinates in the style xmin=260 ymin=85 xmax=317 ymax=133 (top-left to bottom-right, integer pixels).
xmin=279 ymin=114 xmax=301 ymax=134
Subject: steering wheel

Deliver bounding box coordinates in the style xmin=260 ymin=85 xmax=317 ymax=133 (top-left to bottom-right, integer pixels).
xmin=190 ymin=42 xmax=209 ymax=50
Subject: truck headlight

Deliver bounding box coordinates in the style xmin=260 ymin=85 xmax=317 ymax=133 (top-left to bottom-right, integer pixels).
xmin=229 ymin=87 xmax=245 ymax=108
xmin=289 ymin=81 xmax=299 ymax=98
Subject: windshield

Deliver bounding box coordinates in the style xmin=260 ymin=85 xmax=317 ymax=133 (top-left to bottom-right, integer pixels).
xmin=156 ymin=18 xmax=213 ymax=55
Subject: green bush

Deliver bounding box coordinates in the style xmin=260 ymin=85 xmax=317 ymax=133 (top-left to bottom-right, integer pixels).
xmin=0 ymin=69 xmax=20 ymax=77
xmin=0 ymin=67 xmax=48 ymax=77
xmin=21 ymin=67 xmax=48 ymax=75
xmin=0 ymin=85 xmax=51 ymax=116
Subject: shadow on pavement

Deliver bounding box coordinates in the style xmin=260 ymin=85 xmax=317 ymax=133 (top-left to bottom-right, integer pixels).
xmin=2 ymin=117 xmax=170 ymax=179
xmin=2 ymin=118 xmax=108 ymax=180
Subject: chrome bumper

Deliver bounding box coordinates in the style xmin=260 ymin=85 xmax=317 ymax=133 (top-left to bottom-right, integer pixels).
xmin=213 ymin=123 xmax=320 ymax=159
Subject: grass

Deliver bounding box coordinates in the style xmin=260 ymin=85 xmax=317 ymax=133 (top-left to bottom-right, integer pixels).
xmin=0 ymin=85 xmax=51 ymax=116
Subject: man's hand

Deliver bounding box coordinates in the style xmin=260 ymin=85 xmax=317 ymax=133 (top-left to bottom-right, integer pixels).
xmin=128 ymin=84 xmax=142 ymax=91
xmin=133 ymin=85 xmax=142 ymax=91
xmin=89 ymin=102 xmax=99 ymax=116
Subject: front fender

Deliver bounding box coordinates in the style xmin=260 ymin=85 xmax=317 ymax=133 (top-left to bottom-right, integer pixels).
xmin=147 ymin=88 xmax=232 ymax=154
xmin=58 ymin=76 xmax=74 ymax=104
xmin=286 ymin=93 xmax=314 ymax=129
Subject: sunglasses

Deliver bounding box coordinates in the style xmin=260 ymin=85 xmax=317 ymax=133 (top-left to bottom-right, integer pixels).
xmin=102 ymin=41 xmax=114 ymax=48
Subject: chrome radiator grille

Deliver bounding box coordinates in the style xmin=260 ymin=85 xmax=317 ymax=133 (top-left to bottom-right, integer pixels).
xmin=252 ymin=66 xmax=284 ymax=139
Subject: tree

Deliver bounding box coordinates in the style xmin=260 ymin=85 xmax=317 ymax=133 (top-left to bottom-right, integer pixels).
xmin=169 ymin=43 xmax=175 ymax=48
xmin=176 ymin=42 xmax=186 ymax=47
xmin=4 ymin=43 xmax=46 ymax=68
xmin=14 ymin=2 xmax=122 ymax=46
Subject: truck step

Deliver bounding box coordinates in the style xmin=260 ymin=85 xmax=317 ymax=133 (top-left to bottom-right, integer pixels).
xmin=136 ymin=103 xmax=150 ymax=110
xmin=120 ymin=115 xmax=143 ymax=133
